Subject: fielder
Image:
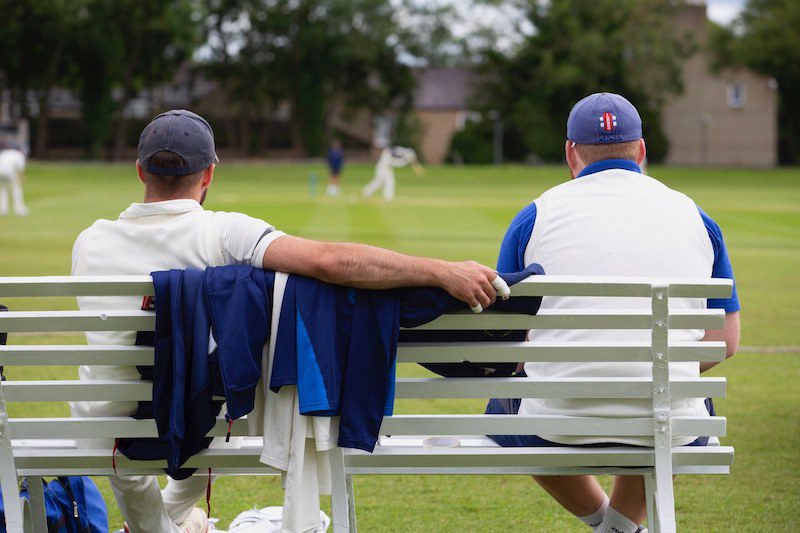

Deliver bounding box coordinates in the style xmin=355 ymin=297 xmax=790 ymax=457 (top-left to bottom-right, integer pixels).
xmin=0 ymin=147 xmax=29 ymax=216
xmin=362 ymin=146 xmax=423 ymax=201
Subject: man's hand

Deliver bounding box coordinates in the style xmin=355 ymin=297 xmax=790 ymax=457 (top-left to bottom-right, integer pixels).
xmin=438 ymin=260 xmax=501 ymax=312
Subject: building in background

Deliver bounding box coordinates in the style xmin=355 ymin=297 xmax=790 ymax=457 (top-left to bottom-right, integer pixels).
xmin=411 ymin=68 xmax=477 ymax=164
xmin=661 ymin=1 xmax=778 ymax=167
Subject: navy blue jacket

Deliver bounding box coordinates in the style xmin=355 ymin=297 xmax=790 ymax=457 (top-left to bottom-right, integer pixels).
xmin=121 ymin=264 xmax=543 ymax=474
xmin=270 ymin=264 xmax=545 ymax=452
xmin=118 ymin=267 xmax=274 ymax=478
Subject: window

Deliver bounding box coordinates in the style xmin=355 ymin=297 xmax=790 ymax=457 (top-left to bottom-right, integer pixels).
xmin=727 ymin=83 xmax=747 ymax=108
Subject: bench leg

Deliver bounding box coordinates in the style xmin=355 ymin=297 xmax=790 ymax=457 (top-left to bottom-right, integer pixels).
xmin=27 ymin=477 xmax=48 ymax=533
xmin=330 ymin=447 xmax=352 ymax=532
xmin=644 ymin=472 xmax=657 ymax=533
xmin=346 ymin=475 xmax=357 ymax=532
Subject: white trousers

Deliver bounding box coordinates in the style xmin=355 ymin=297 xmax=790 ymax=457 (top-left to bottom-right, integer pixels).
xmin=0 ymin=173 xmax=27 ymax=215
xmin=73 ymin=399 xmax=235 ymax=532
xmin=109 ymin=472 xmax=208 ymax=533
xmin=362 ymin=168 xmax=395 ymax=201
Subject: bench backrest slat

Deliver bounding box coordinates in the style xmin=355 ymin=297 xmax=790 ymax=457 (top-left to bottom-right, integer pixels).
xmin=0 ymin=275 xmax=733 ymax=299
xmin=0 ymin=276 xmax=153 ymax=297
xmin=394 ymin=377 xmax=725 ymax=400
xmin=0 ymin=376 xmax=726 ymax=403
xmin=0 ymin=341 xmax=726 ymax=367
xmin=0 ymin=308 xmax=725 ymax=333
xmin=0 ymin=311 xmax=153 ymax=332
xmin=6 ymin=415 xmax=725 ymax=440
xmin=0 ymin=345 xmax=153 ymax=366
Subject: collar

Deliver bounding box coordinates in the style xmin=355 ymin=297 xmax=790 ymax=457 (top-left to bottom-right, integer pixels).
xmin=119 ymin=199 xmax=203 ymax=219
xmin=576 ymin=158 xmax=642 ymax=178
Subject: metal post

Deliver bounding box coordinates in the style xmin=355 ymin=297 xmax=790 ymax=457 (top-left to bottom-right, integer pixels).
xmin=651 ymin=284 xmax=676 ymax=532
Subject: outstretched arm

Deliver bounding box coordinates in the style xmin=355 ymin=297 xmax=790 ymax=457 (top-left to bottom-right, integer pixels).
xmin=700 ymin=311 xmax=740 ymax=372
xmin=262 ymin=235 xmax=498 ymax=309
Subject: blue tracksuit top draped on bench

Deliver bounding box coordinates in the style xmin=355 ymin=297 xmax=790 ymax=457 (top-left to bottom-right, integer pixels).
xmin=138 ymin=263 xmax=543 ymax=474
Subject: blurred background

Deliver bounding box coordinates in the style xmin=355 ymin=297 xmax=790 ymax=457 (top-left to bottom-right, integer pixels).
xmin=1 ymin=1 xmax=798 ymax=531
xmin=0 ymin=0 xmax=795 ymax=167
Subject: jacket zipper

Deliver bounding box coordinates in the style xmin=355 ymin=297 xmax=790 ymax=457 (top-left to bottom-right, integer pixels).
xmin=55 ymin=478 xmax=79 ymax=519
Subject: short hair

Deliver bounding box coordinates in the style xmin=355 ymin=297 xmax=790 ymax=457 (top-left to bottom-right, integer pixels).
xmin=574 ymin=140 xmax=641 ymax=165
xmin=142 ymin=151 xmax=204 ymax=194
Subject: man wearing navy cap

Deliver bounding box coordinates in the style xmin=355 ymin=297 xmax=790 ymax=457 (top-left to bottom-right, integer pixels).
xmin=71 ymin=110 xmax=503 ymax=532
xmin=493 ymin=93 xmax=740 ymax=532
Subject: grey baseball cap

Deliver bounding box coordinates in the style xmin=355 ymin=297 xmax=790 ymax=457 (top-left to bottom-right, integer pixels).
xmin=567 ymin=92 xmax=642 ymax=144
xmin=138 ymin=109 xmax=219 ymax=175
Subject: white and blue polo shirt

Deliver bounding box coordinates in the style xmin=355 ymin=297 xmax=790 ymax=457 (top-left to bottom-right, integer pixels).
xmin=498 ymin=159 xmax=740 ymax=446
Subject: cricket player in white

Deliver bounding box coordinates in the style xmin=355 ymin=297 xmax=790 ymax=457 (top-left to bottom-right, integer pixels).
xmin=0 ymin=148 xmax=29 ymax=216
xmin=362 ymin=146 xmax=423 ymax=201
xmin=72 ymin=110 xmax=503 ymax=533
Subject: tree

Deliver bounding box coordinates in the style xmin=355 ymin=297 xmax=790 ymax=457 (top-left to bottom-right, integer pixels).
xmin=471 ymin=0 xmax=693 ymax=163
xmin=0 ymin=0 xmax=78 ymax=157
xmin=61 ymin=0 xmax=199 ymax=159
xmin=201 ymin=0 xmax=449 ymax=156
xmin=109 ymin=0 xmax=200 ymax=159
xmin=712 ymin=0 xmax=800 ymax=164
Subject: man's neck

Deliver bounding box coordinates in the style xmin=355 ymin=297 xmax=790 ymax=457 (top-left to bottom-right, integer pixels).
xmin=142 ymin=192 xmax=201 ymax=204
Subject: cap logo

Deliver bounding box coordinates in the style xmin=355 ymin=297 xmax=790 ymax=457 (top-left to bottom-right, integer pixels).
xmin=600 ymin=112 xmax=617 ymax=132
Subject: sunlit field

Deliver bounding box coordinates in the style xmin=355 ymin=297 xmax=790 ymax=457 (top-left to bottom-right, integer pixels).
xmin=1 ymin=162 xmax=798 ymax=531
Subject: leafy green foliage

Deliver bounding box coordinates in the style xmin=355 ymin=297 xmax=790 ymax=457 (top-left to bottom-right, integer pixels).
xmin=0 ymin=0 xmax=200 ymax=158
xmin=200 ymin=0 xmax=452 ymax=156
xmin=65 ymin=0 xmax=199 ymax=158
xmin=472 ymin=0 xmax=693 ymax=163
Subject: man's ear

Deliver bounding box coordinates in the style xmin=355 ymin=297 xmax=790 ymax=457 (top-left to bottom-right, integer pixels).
xmin=636 ymin=138 xmax=647 ymax=165
xmin=135 ymin=160 xmax=147 ymax=185
xmin=565 ymin=140 xmax=582 ymax=179
xmin=201 ymin=164 xmax=215 ymax=189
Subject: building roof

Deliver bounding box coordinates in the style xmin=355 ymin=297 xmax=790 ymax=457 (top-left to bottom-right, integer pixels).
xmin=413 ymin=67 xmax=476 ymax=111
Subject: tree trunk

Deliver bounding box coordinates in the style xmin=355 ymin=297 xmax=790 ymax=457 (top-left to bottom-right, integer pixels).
xmin=34 ymin=88 xmax=51 ymax=159
xmin=113 ymin=30 xmax=143 ymax=161
xmin=289 ymin=100 xmax=305 ymax=157
xmin=35 ymin=38 xmax=64 ymax=159
xmin=238 ymin=108 xmax=251 ymax=156
xmin=238 ymin=61 xmax=254 ymax=156
xmin=257 ymin=107 xmax=273 ymax=156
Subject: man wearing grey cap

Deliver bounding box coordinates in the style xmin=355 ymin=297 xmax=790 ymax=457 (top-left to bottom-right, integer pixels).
xmin=489 ymin=93 xmax=740 ymax=532
xmin=71 ymin=110 xmax=503 ymax=532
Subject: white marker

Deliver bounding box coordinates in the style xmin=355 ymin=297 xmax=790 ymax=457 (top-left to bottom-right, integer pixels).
xmin=471 ymin=276 xmax=512 ymax=313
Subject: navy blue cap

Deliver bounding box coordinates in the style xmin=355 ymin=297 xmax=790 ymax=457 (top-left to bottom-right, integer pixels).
xmin=138 ymin=109 xmax=219 ymax=175
xmin=567 ymin=93 xmax=642 ymax=144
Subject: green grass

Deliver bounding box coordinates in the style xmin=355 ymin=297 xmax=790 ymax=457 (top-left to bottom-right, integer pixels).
xmin=1 ymin=162 xmax=799 ymax=531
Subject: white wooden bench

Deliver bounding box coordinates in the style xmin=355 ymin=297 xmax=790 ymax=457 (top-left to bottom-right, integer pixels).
xmin=0 ymin=275 xmax=734 ymax=533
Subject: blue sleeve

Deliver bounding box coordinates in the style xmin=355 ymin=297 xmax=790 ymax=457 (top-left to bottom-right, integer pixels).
xmin=497 ymin=203 xmax=537 ymax=272
xmin=696 ymin=206 xmax=740 ymax=313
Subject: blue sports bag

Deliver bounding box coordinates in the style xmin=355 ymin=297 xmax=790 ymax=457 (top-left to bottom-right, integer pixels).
xmin=0 ymin=476 xmax=108 ymax=533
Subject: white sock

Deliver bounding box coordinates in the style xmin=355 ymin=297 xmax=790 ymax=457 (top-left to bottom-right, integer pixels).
xmin=597 ymin=506 xmax=639 ymax=533
xmin=579 ymin=494 xmax=609 ymax=529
